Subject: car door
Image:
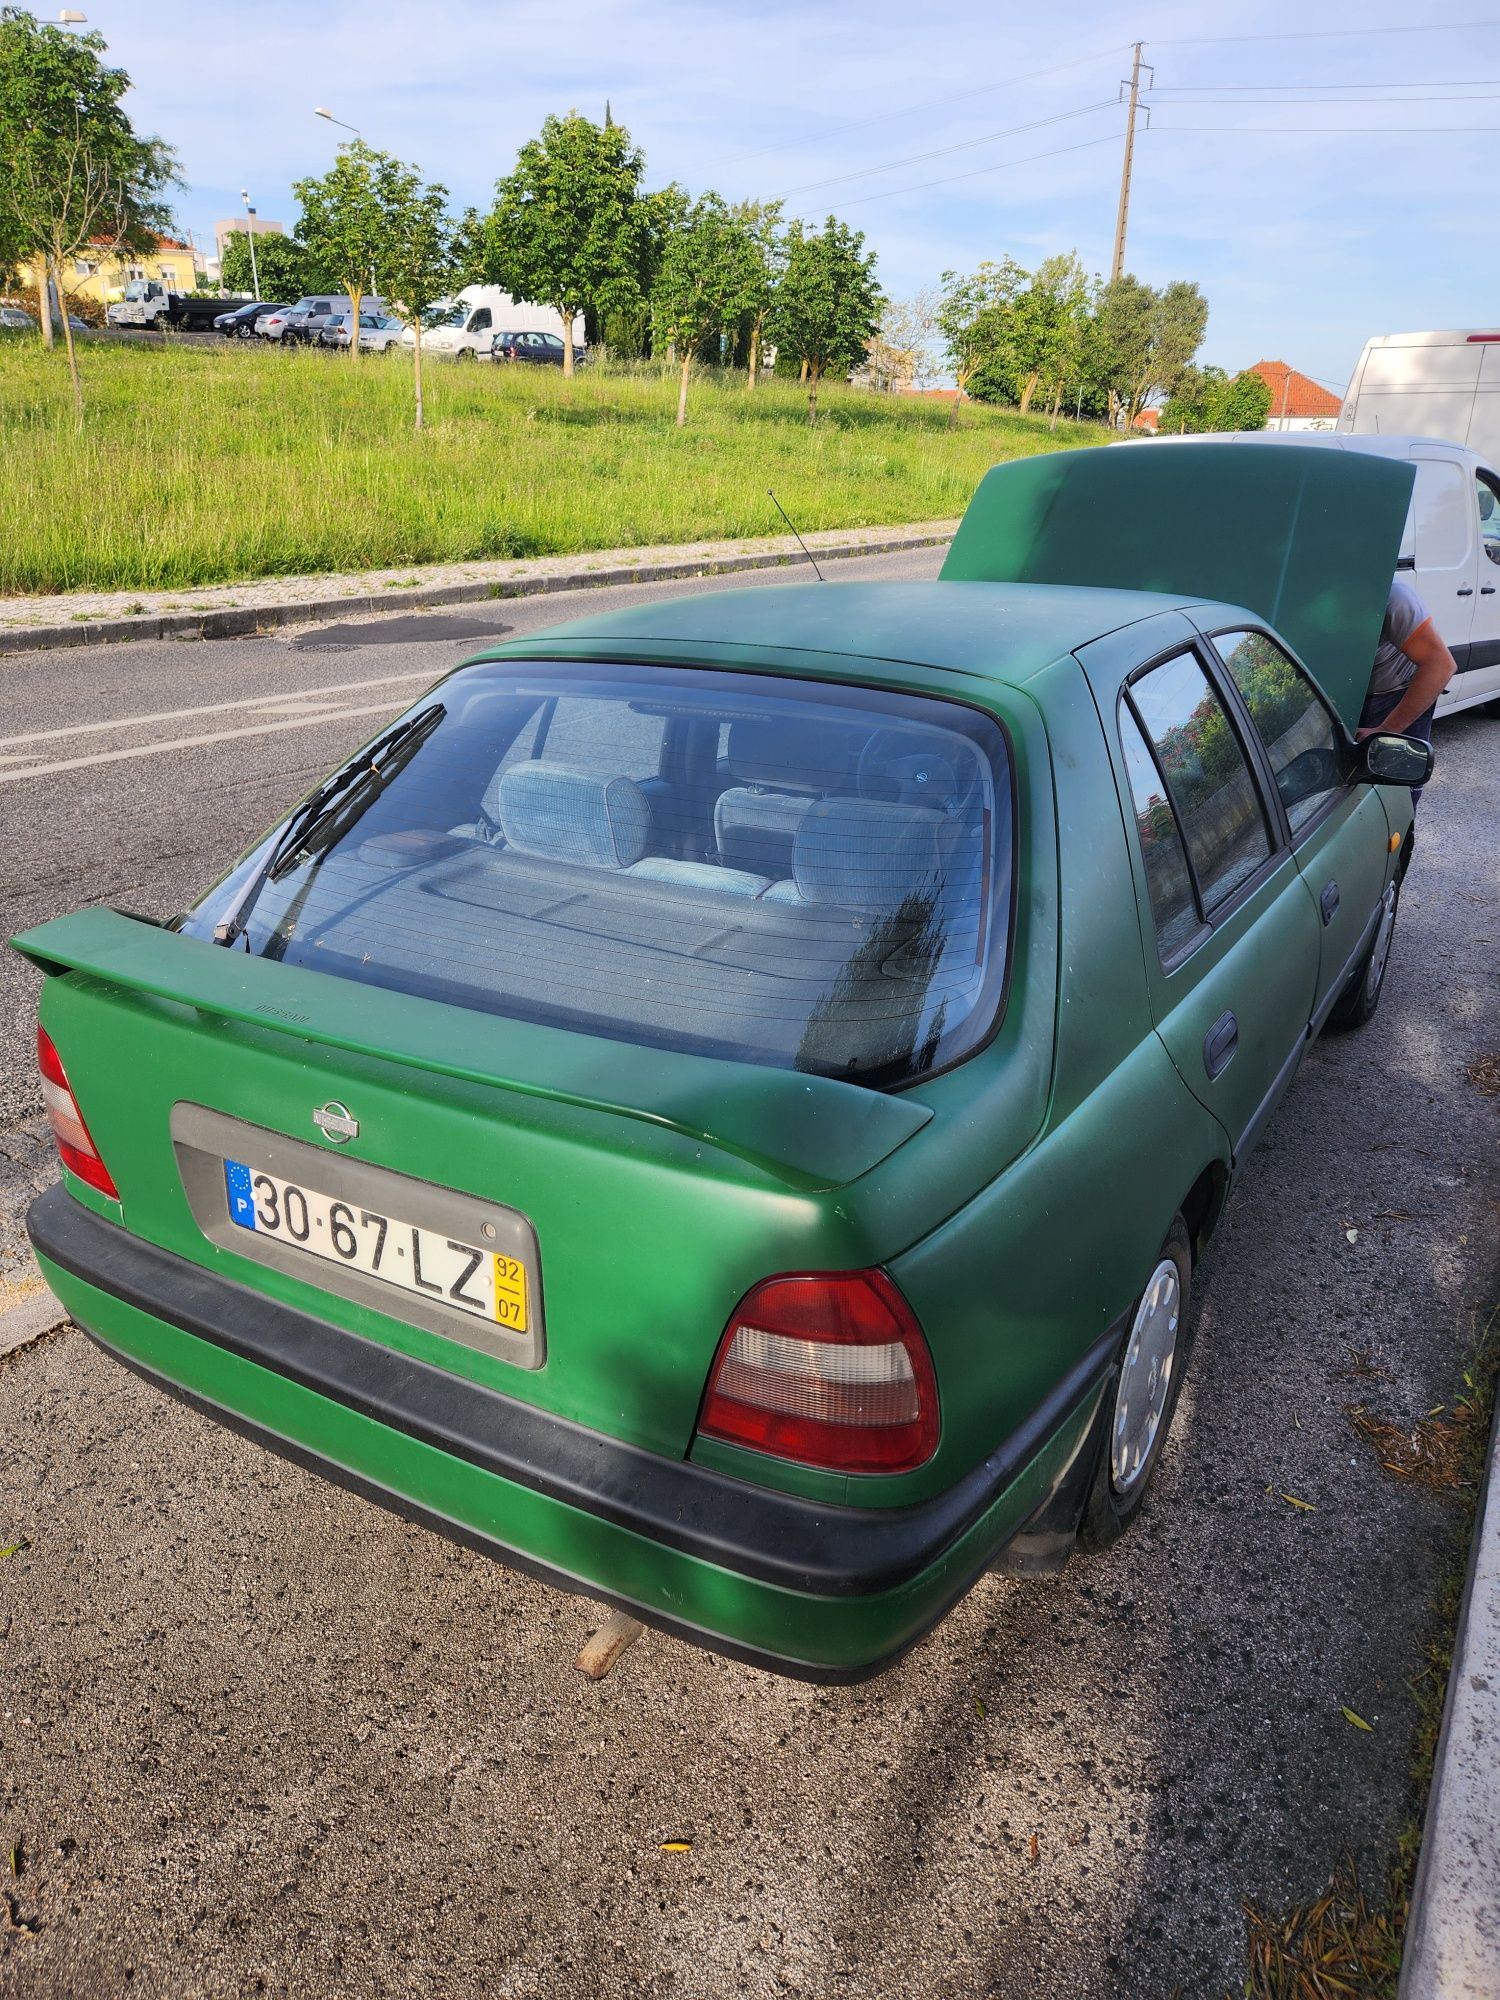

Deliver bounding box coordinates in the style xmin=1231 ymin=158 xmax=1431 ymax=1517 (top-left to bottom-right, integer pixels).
xmin=1407 ymin=448 xmax=1477 ymax=676
xmin=1462 ymin=464 xmax=1500 ymax=703
xmin=1098 ymin=641 xmax=1321 ymax=1161
xmin=1205 ymin=626 xmax=1394 ymax=1031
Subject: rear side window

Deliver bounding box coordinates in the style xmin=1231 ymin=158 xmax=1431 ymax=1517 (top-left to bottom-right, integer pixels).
xmin=179 ymin=663 xmax=1014 ymax=1089
xmin=1118 ymin=705 xmax=1201 ymax=960
xmin=1127 ymin=652 xmax=1274 ymax=915
xmin=1213 ymin=629 xmax=1349 ymax=834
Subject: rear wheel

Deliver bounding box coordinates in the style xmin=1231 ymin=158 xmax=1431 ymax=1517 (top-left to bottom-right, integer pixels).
xmin=1327 ymin=881 xmax=1398 ymax=1032
xmin=1080 ymin=1219 xmax=1193 ymax=1549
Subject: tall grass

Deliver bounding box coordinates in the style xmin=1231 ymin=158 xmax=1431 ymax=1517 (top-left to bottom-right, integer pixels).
xmin=0 ymin=338 xmax=1106 ymax=595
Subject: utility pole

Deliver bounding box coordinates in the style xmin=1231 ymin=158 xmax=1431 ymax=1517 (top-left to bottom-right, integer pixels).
xmin=1110 ymin=42 xmax=1149 ymax=284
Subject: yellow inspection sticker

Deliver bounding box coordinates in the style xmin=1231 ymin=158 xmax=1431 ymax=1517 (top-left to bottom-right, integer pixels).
xmin=494 ymin=1254 xmax=529 ymax=1333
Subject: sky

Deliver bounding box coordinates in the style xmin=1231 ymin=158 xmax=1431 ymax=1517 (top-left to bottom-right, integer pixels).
xmin=89 ymin=0 xmax=1500 ymax=395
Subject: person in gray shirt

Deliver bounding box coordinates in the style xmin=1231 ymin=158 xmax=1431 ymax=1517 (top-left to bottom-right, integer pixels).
xmin=1358 ymin=574 xmax=1457 ymax=806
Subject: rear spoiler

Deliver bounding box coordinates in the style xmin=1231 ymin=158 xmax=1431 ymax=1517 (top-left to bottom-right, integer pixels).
xmin=11 ymin=908 xmax=930 ymax=1192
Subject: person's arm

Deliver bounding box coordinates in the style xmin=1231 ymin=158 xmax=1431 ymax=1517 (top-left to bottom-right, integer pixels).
xmin=1359 ymin=617 xmax=1457 ymax=737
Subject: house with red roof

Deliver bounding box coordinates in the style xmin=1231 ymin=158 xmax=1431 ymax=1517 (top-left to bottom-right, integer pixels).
xmin=1246 ymin=360 xmax=1343 ymax=432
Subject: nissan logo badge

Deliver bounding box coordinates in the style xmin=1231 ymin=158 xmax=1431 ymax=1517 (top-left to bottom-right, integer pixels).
xmin=312 ymin=1100 xmax=359 ymax=1145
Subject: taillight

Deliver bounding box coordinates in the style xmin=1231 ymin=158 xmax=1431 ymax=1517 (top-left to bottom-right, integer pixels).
xmin=37 ymin=1025 xmax=119 ymax=1199
xmin=697 ymin=1270 xmax=939 ymax=1474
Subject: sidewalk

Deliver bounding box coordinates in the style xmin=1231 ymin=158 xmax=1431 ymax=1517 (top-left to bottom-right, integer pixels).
xmin=1400 ymin=1381 xmax=1500 ymax=1998
xmin=0 ymin=519 xmax=957 ymax=656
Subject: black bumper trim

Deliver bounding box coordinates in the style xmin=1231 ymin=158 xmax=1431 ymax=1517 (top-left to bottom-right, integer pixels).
xmin=28 ymin=1184 xmax=1117 ymax=1601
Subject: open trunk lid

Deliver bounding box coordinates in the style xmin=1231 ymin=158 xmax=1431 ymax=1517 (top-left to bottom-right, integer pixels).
xmin=941 ymin=440 xmax=1415 ymax=732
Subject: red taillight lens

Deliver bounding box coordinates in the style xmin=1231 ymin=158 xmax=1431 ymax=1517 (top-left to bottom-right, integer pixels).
xmin=697 ymin=1270 xmax=939 ymax=1474
xmin=37 ymin=1025 xmax=119 ymax=1198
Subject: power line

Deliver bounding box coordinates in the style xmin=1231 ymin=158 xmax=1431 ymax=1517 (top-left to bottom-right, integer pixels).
xmin=1152 ymin=19 xmax=1500 ymax=43
xmin=771 ymin=99 xmax=1120 ymax=201
xmin=812 ymin=130 xmax=1124 ymax=214
xmin=1150 ymin=122 xmax=1500 ymax=133
xmin=721 ymin=42 xmax=1129 ymax=171
xmin=1146 ymin=90 xmax=1500 ymax=103
xmin=1148 ymin=76 xmax=1500 ymax=89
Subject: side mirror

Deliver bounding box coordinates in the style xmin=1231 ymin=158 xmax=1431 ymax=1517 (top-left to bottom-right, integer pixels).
xmin=1359 ymin=733 xmax=1433 ymax=789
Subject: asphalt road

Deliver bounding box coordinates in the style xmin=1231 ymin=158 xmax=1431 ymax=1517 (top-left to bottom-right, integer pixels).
xmin=2 ymin=552 xmax=1498 ymax=2000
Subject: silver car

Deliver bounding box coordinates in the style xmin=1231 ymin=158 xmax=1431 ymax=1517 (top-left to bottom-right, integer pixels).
xmin=0 ymin=306 xmax=38 ymax=332
xmin=321 ymin=311 xmax=405 ymax=353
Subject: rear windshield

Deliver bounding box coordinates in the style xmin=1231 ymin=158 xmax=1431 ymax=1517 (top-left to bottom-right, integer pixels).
xmin=178 ymin=663 xmax=1014 ymax=1088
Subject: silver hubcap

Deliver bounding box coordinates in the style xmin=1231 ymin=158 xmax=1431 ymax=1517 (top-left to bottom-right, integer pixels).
xmin=1111 ymin=1259 xmax=1181 ymax=1495
xmin=1366 ymin=885 xmax=1397 ymax=996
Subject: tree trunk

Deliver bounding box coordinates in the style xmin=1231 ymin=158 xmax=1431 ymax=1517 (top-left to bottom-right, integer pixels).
xmin=348 ymin=285 xmax=362 ymax=359
xmin=807 ymin=363 xmax=820 ymax=426
xmin=37 ymin=263 xmax=53 ymax=349
xmin=676 ymin=351 xmax=691 ymax=427
xmin=57 ymin=284 xmax=83 ymax=427
xmin=798 ymin=356 xmax=808 ymax=384
xmin=949 ymin=383 xmax=963 ymax=427
xmin=747 ymin=316 xmax=760 ymax=390
xmin=413 ymin=325 xmax=425 ymax=433
xmin=1018 ymin=372 xmax=1040 ymax=414
xmin=561 ymin=305 xmax=575 ymax=378
xmin=1047 ymin=383 xmax=1062 ymax=432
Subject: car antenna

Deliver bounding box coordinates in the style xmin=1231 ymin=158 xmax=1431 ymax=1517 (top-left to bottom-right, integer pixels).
xmin=767 ymin=489 xmax=824 ymax=581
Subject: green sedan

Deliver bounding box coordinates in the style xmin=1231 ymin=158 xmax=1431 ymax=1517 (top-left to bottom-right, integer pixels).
xmin=15 ymin=443 xmax=1432 ymax=1680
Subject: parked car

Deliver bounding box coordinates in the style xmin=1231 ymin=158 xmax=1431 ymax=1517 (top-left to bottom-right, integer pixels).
xmin=322 ymin=312 xmax=406 ymax=353
xmin=1339 ymin=327 xmax=1500 ymax=465
xmin=215 ymin=301 xmax=280 ymax=340
xmin=1140 ymin=429 xmax=1500 ymax=717
xmin=258 ymin=295 xmax=365 ymax=343
xmin=0 ymin=305 xmax=38 ymax=332
xmin=14 ymin=443 xmax=1431 ymax=1682
xmin=492 ymin=329 xmax=585 ymax=368
xmin=407 ymin=296 xmax=498 ymax=361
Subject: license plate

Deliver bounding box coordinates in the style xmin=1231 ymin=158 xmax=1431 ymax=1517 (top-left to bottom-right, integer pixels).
xmin=223 ymin=1159 xmax=528 ymax=1332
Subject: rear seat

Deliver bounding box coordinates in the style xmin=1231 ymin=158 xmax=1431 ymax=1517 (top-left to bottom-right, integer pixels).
xmin=498 ymin=763 xmax=770 ymax=895
xmin=763 ymin=796 xmax=948 ymax=910
xmin=713 ymin=717 xmax=856 ymax=880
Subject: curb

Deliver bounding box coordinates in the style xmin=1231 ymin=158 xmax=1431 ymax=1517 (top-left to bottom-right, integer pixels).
xmin=0 ymin=525 xmax=956 ymax=658
xmin=1398 ymin=1379 xmax=1500 ymax=1998
xmin=0 ymin=1285 xmax=68 ymax=1358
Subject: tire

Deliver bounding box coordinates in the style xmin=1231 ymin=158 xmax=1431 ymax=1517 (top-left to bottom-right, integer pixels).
xmin=1326 ymin=881 xmax=1399 ymax=1032
xmin=1079 ymin=1218 xmax=1193 ymax=1550
xmin=455 ymin=346 xmax=476 ymax=362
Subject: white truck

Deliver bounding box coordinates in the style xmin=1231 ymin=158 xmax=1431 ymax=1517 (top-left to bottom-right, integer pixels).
xmin=106 ymin=280 xmax=224 ymax=332
xmin=1138 ymin=429 xmax=1500 ymax=716
xmin=401 ymin=286 xmax=585 ymax=362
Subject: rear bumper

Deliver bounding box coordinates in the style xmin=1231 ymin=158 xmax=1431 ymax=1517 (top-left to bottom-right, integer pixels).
xmin=28 ymin=1184 xmax=1112 ymax=1681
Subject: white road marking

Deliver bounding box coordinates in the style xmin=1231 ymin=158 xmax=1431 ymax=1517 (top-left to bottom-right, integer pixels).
xmin=0 ymin=668 xmax=435 ymax=751
xmin=0 ymin=700 xmax=407 ymax=784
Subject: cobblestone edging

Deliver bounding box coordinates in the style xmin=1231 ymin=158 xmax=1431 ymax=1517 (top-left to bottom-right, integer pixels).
xmin=0 ymin=520 xmax=958 ymax=658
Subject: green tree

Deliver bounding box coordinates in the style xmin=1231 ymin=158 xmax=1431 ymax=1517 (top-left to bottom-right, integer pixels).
xmin=293 ymin=139 xmax=395 ymax=358
xmin=729 ymin=197 xmax=786 ymax=388
xmin=1159 ymin=364 xmax=1272 ymax=434
xmin=376 ymin=159 xmax=454 ymax=433
xmin=1092 ymin=274 xmax=1208 ymax=425
xmin=219 ymin=229 xmax=317 ymax=301
xmin=484 ymin=110 xmax=646 ymax=377
xmin=652 ymin=192 xmax=757 ymax=425
xmin=936 ymin=258 xmax=1027 ymax=422
xmin=769 ymin=215 xmax=882 ymax=424
xmin=1010 ymin=253 xmax=1092 ymax=417
xmin=0 ymin=5 xmax=176 ymax=414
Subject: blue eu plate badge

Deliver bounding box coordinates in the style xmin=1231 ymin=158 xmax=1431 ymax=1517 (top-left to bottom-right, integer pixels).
xmin=225 ymin=1160 xmax=256 ymax=1230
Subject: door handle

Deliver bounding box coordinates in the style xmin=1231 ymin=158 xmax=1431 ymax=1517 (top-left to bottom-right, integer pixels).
xmin=1203 ymin=1010 xmax=1238 ymax=1080
xmin=1457 ymin=586 xmax=1475 ymax=597
xmin=1483 ymin=586 xmax=1496 ymax=595
xmin=1319 ymin=879 xmax=1340 ymax=926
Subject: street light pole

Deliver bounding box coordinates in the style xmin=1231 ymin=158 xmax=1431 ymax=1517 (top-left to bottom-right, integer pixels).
xmin=314 ymin=107 xmax=363 ymax=142
xmin=240 ymin=190 xmax=260 ymax=299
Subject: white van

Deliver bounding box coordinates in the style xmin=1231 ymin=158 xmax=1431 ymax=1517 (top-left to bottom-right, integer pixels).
xmin=400 ymin=286 xmax=585 ymax=363
xmin=1139 ymin=430 xmax=1500 ymax=717
xmin=1339 ymin=330 xmax=1500 ymax=467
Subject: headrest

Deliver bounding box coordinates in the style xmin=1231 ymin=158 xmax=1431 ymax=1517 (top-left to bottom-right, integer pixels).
xmin=497 ymin=763 xmax=650 ymax=868
xmin=791 ymin=798 xmax=945 ymax=910
xmin=724 ymin=716 xmax=854 ymax=793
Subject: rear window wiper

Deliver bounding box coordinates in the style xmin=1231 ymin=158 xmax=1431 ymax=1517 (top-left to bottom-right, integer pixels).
xmin=212 ymin=703 xmax=446 ymax=947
